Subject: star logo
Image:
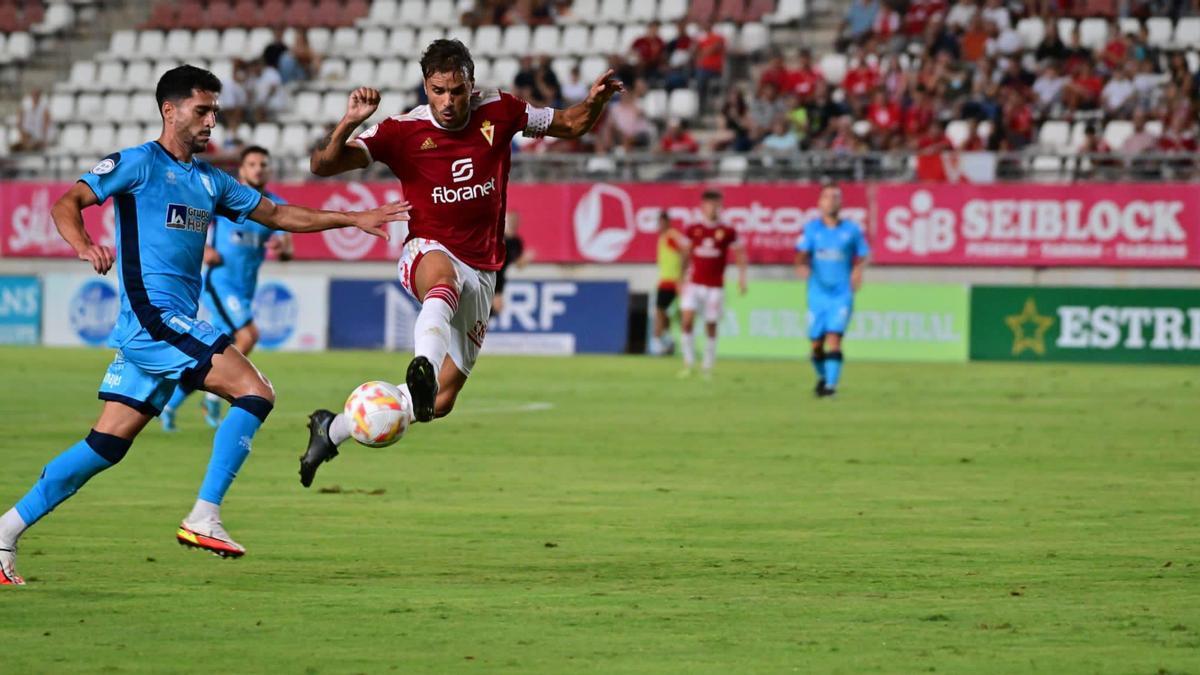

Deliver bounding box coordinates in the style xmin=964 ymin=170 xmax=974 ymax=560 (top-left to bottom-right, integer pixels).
xmin=420 ymin=137 xmax=437 ymax=150
xmin=1005 ymin=298 xmax=1055 ymax=356
xmin=480 ymin=120 xmax=494 ymax=146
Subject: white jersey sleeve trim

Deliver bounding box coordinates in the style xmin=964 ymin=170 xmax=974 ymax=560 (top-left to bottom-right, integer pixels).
xmin=348 ymin=137 xmax=373 ymax=161
xmin=524 ymin=104 xmax=553 ymax=138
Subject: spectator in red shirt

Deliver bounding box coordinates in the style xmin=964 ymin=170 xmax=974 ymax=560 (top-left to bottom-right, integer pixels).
xmin=958 ymin=118 xmax=986 ymax=151
xmin=867 ymin=89 xmax=901 ymax=147
xmin=694 ymin=20 xmax=727 ymax=109
xmin=904 ymin=0 xmax=948 ymax=38
xmin=872 ymin=2 xmax=903 ymax=50
xmin=903 ymin=89 xmax=936 ymax=137
xmin=758 ymin=52 xmax=789 ymax=94
xmin=842 ymin=53 xmax=880 ymax=110
xmin=1063 ymin=61 xmax=1103 ymax=111
xmin=1001 ymin=90 xmax=1034 ymax=149
xmin=959 ymin=15 xmax=989 ymax=62
xmin=659 ymin=118 xmax=700 ymax=153
xmin=1101 ymin=19 xmax=1130 ymax=70
xmin=914 ymin=118 xmax=951 ymax=153
xmin=631 ymin=21 xmax=667 ymax=85
xmin=786 ymin=49 xmax=823 ymax=103
xmin=663 ymin=19 xmax=694 ymax=90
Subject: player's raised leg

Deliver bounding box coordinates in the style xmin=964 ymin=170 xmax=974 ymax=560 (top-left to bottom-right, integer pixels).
xmin=0 ymin=401 xmax=152 ymax=585
xmin=405 ymin=249 xmax=461 ymax=423
xmin=176 ymin=346 xmax=275 ymax=558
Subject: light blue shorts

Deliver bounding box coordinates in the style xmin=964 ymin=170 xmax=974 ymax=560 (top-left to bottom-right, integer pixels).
xmin=98 ymin=317 xmax=230 ymax=415
xmin=807 ymin=294 xmax=853 ymax=340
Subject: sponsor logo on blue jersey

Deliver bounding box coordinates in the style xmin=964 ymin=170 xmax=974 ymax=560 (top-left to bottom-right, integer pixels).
xmin=165 ymin=203 xmax=211 ymax=233
xmin=253 ymin=281 xmax=297 ymax=349
xmin=70 ymin=280 xmax=119 ymax=345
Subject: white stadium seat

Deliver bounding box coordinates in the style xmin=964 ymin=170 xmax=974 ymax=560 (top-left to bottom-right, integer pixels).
xmin=766 ymin=0 xmax=807 ymax=23
xmin=945 ymin=119 xmax=969 ymax=149
xmin=560 ymin=25 xmax=590 ymax=56
xmin=473 ymin=57 xmax=493 ymax=84
xmin=34 ymin=2 xmax=74 ymax=35
xmin=1077 ymin=18 xmax=1107 ymax=50
xmin=319 ymin=57 xmax=347 ymax=82
xmin=589 ymin=24 xmax=620 ymax=54
xmin=1038 ymin=120 xmax=1070 ymax=152
xmin=165 ymin=29 xmax=195 ymax=59
xmin=403 ymin=59 xmax=424 ymax=86
xmin=657 ymin=0 xmax=686 ymax=22
xmin=718 ymin=155 xmax=749 ymax=181
xmin=124 ymin=60 xmax=154 ymax=92
xmin=398 ymin=0 xmax=428 ymax=25
xmin=1175 ymin=17 xmax=1200 ymax=48
xmin=87 ymin=124 xmax=116 ymax=155
xmin=320 ymin=92 xmax=347 ymax=121
xmin=389 ymin=27 xmax=415 ymax=53
xmin=130 ymin=93 xmax=161 ymax=123
xmin=473 ymin=25 xmax=502 ymax=56
xmin=629 ymin=0 xmax=657 ymax=22
xmin=578 ymin=55 xmax=608 ymax=81
xmin=599 ymin=0 xmax=627 ymax=23
xmin=563 ymin=0 xmax=598 ymax=24
xmin=76 ymin=93 xmax=104 ymax=118
xmin=1146 ymin=119 xmax=1163 ymax=137
xmin=279 ymin=123 xmax=311 ymax=155
xmin=376 ymin=58 xmax=404 ymax=86
xmin=347 ymin=58 xmax=376 ymax=85
xmin=1147 ymin=17 xmax=1173 ymax=47
xmin=332 ymin=27 xmax=360 ymax=55
xmin=367 ymin=0 xmax=397 ymax=24
xmin=247 ymin=27 xmax=275 ymax=55
xmin=445 ymin=26 xmax=474 ymax=50
xmin=667 ymin=88 xmax=698 ymax=119
xmin=208 ymin=58 xmax=233 ymax=85
xmin=50 ymin=93 xmax=76 ymax=120
xmin=251 ymin=123 xmax=281 ymax=150
xmin=642 ymin=88 xmax=668 ymax=120
xmin=427 ymin=0 xmax=457 ymax=27
xmin=380 ymin=89 xmax=412 ymax=115
xmin=289 ymin=91 xmax=322 ymax=123
xmin=101 ymin=93 xmax=129 ymax=122
xmin=103 ymin=30 xmax=137 ymax=60
xmin=4 ymin=32 xmax=33 ymax=62
xmin=62 ymin=60 xmax=96 ymax=92
xmin=1103 ymin=120 xmax=1134 ymax=150
xmin=1056 ymin=18 xmax=1075 ymax=41
xmin=819 ymin=53 xmax=847 ymax=84
xmin=218 ymin=28 xmax=247 ymax=58
xmin=152 ymin=59 xmax=183 ymax=80
xmin=137 ymin=31 xmax=166 ymax=59
xmin=531 ymin=25 xmax=561 ymax=55
xmin=115 ymin=123 xmax=144 ymax=150
xmin=58 ymin=124 xmax=88 ymax=154
xmin=499 ymin=24 xmax=530 ymax=57
xmin=740 ymin=22 xmax=769 ymax=53
xmin=361 ymin=27 xmax=388 ymax=57
xmin=551 ymin=56 xmax=577 ymax=86
xmin=416 ymin=27 xmax=446 ymax=51
xmin=491 ymin=57 xmax=519 ymax=87
xmin=618 ymin=24 xmax=645 ymax=52
xmin=192 ymin=29 xmax=220 ymax=57
xmin=1015 ymin=17 xmax=1044 ymax=49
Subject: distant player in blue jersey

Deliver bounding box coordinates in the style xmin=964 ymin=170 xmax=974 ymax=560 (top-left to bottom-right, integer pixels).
xmin=0 ymin=66 xmax=408 ymax=584
xmin=795 ymin=183 xmax=869 ymax=398
xmin=161 ymin=145 xmax=293 ymax=430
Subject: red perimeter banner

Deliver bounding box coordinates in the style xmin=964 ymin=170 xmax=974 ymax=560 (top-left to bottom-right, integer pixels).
xmin=874 ymin=183 xmax=1200 ymax=267
xmin=4 ymin=181 xmax=1198 ymax=267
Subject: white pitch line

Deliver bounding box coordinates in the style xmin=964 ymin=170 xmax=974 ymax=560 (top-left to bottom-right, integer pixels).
xmin=460 ymin=401 xmax=556 ymax=415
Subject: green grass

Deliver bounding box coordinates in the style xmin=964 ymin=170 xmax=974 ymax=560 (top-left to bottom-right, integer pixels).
xmin=0 ymin=347 xmax=1197 ymax=674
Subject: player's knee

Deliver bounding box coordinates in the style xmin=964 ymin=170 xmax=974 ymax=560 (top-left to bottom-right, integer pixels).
xmin=84 ymin=429 xmax=133 ymax=465
xmin=232 ymin=394 xmax=275 ymax=423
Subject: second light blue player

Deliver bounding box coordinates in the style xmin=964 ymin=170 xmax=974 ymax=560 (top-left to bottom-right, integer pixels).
xmin=795 ymin=182 xmax=870 ymax=398
xmin=162 ymin=145 xmax=293 ymax=430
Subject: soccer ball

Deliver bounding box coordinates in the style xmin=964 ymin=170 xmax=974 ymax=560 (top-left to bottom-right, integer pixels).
xmin=344 ymin=381 xmax=410 ymax=448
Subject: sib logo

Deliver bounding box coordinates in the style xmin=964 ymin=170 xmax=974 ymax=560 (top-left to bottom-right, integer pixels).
xmin=572 ymin=184 xmax=637 ymax=262
xmin=882 ymin=190 xmax=957 ymax=255
xmin=451 ymin=158 xmax=474 ymax=183
xmin=252 ymin=282 xmax=298 ymax=349
xmin=69 ymin=280 xmax=119 ymax=345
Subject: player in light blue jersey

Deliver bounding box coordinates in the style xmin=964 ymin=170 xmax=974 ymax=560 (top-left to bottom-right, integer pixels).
xmin=795 ymin=183 xmax=869 ymax=398
xmin=161 ymin=145 xmax=293 ymax=430
xmin=0 ymin=66 xmax=408 ymax=584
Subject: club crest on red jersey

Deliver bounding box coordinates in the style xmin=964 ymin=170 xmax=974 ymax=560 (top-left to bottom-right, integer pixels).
xmin=480 ymin=120 xmax=494 ymax=146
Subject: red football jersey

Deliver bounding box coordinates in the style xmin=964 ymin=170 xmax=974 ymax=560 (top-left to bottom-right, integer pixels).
xmin=684 ymin=222 xmax=740 ymax=288
xmin=353 ymin=89 xmax=551 ymax=271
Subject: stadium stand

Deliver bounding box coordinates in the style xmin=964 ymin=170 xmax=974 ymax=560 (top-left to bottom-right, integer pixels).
xmin=3 ymin=0 xmax=1200 ymax=181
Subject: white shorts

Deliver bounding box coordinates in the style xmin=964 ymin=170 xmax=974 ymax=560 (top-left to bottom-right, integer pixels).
xmin=680 ymin=283 xmax=725 ymax=323
xmin=397 ymin=238 xmax=496 ymax=376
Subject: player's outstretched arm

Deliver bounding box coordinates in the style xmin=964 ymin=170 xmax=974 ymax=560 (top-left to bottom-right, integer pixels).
xmin=309 ymin=87 xmax=379 ymax=176
xmin=249 ymin=197 xmax=411 ymax=239
xmin=545 ymin=69 xmax=625 ymax=139
xmin=52 ymin=182 xmax=114 ymax=275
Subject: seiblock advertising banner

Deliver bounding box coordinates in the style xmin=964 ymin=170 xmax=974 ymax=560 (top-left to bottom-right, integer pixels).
xmin=42 ymin=273 xmax=120 ymax=347
xmin=971 ymin=286 xmax=1200 ymax=364
xmin=1 ymin=182 xmax=114 ymax=257
xmin=875 ymin=183 xmax=1200 ymax=267
xmin=197 ymin=274 xmax=329 ymax=352
xmin=329 ymin=278 xmax=628 ymax=354
xmin=0 ymin=276 xmax=41 ymax=345
xmin=717 ymin=282 xmax=969 ymax=362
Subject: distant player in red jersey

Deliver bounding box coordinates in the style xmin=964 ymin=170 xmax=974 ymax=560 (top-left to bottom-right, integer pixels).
xmin=677 ymin=189 xmax=747 ymax=377
xmin=298 ymin=39 xmax=623 ymax=486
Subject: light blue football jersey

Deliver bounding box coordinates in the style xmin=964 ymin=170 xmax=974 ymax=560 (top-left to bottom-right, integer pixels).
xmin=79 ymin=141 xmax=262 ymax=350
xmin=795 ymin=218 xmax=870 ymax=298
xmin=206 ymin=189 xmax=285 ymax=299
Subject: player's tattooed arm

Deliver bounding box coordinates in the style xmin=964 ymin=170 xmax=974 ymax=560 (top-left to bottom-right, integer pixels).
xmin=546 ymin=69 xmax=625 ymax=139
xmin=309 ymin=87 xmax=378 ymax=176
xmin=52 ymin=182 xmax=114 ymax=275
xmin=249 ymin=197 xmax=410 ymax=240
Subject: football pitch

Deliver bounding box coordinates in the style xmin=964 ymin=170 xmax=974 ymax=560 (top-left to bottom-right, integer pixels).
xmin=0 ymin=347 xmax=1196 ymax=674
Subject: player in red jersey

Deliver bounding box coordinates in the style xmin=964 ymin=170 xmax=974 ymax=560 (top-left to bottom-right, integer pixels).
xmin=677 ymin=189 xmax=747 ymax=377
xmin=298 ymin=39 xmax=623 ymax=486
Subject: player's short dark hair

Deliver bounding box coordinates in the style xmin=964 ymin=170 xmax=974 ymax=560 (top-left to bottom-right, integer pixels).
xmin=240 ymin=145 xmax=270 ymax=162
xmin=420 ymin=39 xmax=475 ymax=81
xmin=701 ymin=189 xmax=723 ymax=202
xmin=156 ymin=65 xmax=222 ymax=117
xmin=820 ymin=180 xmax=840 ymax=194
